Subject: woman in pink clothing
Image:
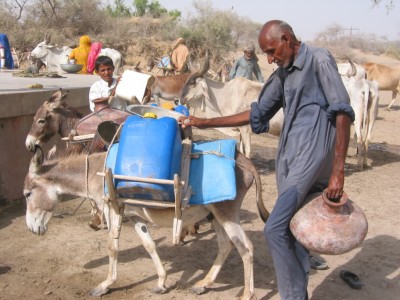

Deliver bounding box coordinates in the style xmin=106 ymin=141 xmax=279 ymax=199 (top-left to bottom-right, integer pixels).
xmin=87 ymin=42 xmax=103 ymax=74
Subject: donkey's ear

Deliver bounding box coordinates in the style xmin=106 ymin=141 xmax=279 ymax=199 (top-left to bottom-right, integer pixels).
xmin=60 ymin=89 xmax=69 ymax=99
xmin=29 ymin=145 xmax=44 ymax=175
xmin=47 ymin=89 xmax=68 ymax=110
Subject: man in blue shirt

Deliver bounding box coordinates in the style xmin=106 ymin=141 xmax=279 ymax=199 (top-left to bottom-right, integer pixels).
xmin=180 ymin=20 xmax=354 ymax=300
xmin=229 ymin=44 xmax=264 ymax=82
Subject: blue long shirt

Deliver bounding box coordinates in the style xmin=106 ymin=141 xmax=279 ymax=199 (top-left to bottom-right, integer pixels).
xmin=250 ymin=43 xmax=354 ymax=201
xmin=229 ymin=56 xmax=264 ymax=82
xmin=0 ymin=34 xmax=14 ymax=69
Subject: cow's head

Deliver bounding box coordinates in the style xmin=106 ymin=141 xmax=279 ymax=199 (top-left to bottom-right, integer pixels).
xmin=30 ymin=34 xmax=56 ymax=60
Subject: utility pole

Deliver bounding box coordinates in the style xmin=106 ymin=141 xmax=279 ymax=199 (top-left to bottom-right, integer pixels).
xmin=341 ymin=27 xmax=360 ymax=40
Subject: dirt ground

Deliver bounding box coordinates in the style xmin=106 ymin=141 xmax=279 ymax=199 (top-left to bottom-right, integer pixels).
xmin=1 ymin=53 xmax=400 ymax=300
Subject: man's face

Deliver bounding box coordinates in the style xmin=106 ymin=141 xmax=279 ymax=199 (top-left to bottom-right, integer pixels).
xmin=244 ymin=50 xmax=253 ymax=60
xmin=97 ymin=64 xmax=114 ymax=83
xmin=259 ymin=35 xmax=293 ymax=69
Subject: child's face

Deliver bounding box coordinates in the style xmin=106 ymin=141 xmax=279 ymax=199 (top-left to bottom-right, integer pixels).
xmin=97 ymin=64 xmax=114 ymax=83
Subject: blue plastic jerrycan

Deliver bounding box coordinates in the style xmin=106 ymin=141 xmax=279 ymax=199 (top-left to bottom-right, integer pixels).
xmin=114 ymin=115 xmax=182 ymax=201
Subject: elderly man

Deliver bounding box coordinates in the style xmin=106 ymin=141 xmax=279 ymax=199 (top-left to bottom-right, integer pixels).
xmin=179 ymin=20 xmax=354 ymax=300
xmin=229 ymin=44 xmax=264 ymax=82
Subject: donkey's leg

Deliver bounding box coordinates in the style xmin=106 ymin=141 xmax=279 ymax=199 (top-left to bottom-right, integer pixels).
xmin=191 ymin=218 xmax=233 ymax=295
xmin=90 ymin=205 xmax=122 ymax=296
xmin=196 ymin=203 xmax=255 ymax=300
xmin=134 ymin=222 xmax=167 ymax=294
xmin=220 ymin=219 xmax=255 ymax=300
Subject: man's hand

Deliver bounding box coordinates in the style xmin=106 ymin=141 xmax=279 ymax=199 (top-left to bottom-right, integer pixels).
xmin=326 ymin=112 xmax=351 ymax=201
xmin=178 ymin=116 xmax=204 ymax=128
xmin=326 ymin=167 xmax=345 ymax=201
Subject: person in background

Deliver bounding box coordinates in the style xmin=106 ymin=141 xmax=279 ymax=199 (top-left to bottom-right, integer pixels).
xmin=89 ymin=56 xmax=123 ymax=111
xmin=170 ymin=37 xmax=189 ymax=74
xmin=179 ymin=20 xmax=354 ymax=300
xmin=0 ymin=33 xmax=14 ymax=69
xmin=68 ymin=35 xmax=91 ymax=74
xmin=229 ymin=44 xmax=264 ymax=82
xmin=87 ymin=42 xmax=103 ymax=74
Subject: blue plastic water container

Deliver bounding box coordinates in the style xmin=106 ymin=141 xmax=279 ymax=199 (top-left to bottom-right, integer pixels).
xmin=114 ymin=115 xmax=182 ymax=201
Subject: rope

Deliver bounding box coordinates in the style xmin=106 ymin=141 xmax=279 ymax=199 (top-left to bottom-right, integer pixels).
xmin=71 ymin=197 xmax=88 ymax=216
xmin=65 ymin=154 xmax=96 ymax=218
xmin=192 ymin=142 xmax=235 ymax=160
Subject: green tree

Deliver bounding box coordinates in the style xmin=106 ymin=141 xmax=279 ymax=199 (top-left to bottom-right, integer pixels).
xmin=133 ymin=0 xmax=148 ymax=16
xmin=106 ymin=0 xmax=131 ymax=18
xmin=168 ymin=9 xmax=181 ymax=20
xmin=148 ymin=0 xmax=167 ymax=18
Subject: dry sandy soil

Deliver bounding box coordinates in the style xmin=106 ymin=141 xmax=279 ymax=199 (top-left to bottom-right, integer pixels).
xmin=0 ymin=53 xmax=399 ymax=300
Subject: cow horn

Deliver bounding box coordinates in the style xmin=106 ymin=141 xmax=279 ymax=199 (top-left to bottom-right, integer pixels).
xmin=188 ymin=54 xmax=193 ymax=72
xmin=347 ymin=59 xmax=357 ymax=77
xmin=44 ymin=33 xmax=51 ymax=45
xmin=198 ymin=50 xmax=210 ymax=76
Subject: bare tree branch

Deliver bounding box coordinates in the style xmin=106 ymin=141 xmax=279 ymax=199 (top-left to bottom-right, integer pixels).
xmin=14 ymin=0 xmax=30 ymax=21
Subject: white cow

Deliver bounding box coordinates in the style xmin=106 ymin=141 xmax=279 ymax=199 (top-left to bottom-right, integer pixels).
xmin=342 ymin=76 xmax=379 ymax=167
xmin=337 ymin=60 xmax=366 ymax=81
xmin=180 ymin=60 xmax=283 ymax=158
xmin=363 ymin=62 xmax=400 ymax=110
xmin=30 ymin=36 xmax=123 ymax=75
xmin=30 ymin=39 xmax=71 ymax=73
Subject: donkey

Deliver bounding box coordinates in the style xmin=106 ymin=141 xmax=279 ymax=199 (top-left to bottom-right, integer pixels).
xmin=25 ymin=89 xmax=131 ymax=155
xmin=25 ymin=89 xmax=84 ymax=154
xmin=24 ymin=146 xmax=269 ymax=300
xmin=25 ymin=89 xmax=132 ymax=230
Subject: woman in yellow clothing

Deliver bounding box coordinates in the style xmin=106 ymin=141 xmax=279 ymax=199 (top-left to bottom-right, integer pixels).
xmin=68 ymin=35 xmax=91 ymax=74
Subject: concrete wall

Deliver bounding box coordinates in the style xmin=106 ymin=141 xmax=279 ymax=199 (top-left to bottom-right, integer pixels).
xmin=0 ymin=88 xmax=91 ymax=203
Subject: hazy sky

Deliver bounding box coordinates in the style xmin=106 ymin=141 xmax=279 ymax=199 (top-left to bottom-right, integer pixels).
xmin=153 ymin=0 xmax=400 ymax=41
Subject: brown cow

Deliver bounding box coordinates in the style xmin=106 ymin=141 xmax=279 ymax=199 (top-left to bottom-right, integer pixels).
xmin=363 ymin=62 xmax=400 ymax=110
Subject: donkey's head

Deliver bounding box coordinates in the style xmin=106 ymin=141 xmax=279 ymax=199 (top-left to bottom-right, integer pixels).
xmin=24 ymin=146 xmax=59 ymax=235
xmin=179 ymin=51 xmax=210 ymax=104
xmin=25 ymin=89 xmax=77 ymax=152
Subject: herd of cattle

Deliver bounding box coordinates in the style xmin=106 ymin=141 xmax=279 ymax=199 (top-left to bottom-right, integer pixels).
xmin=26 ymin=38 xmax=400 ymax=168
xmin=337 ymin=60 xmax=399 ymax=167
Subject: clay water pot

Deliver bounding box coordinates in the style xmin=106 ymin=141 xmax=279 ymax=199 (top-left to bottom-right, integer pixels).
xmin=75 ymin=105 xmax=131 ymax=135
xmin=290 ymin=189 xmax=368 ymax=255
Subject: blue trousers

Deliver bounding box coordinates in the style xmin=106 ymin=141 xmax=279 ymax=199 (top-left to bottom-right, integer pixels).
xmin=264 ymin=187 xmax=310 ymax=300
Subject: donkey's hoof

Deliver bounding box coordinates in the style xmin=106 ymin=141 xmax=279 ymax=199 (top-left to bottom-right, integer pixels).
xmin=240 ymin=293 xmax=257 ymax=300
xmin=90 ymin=287 xmax=109 ymax=297
xmin=191 ymin=285 xmax=206 ymax=295
xmin=151 ymin=286 xmax=167 ymax=294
